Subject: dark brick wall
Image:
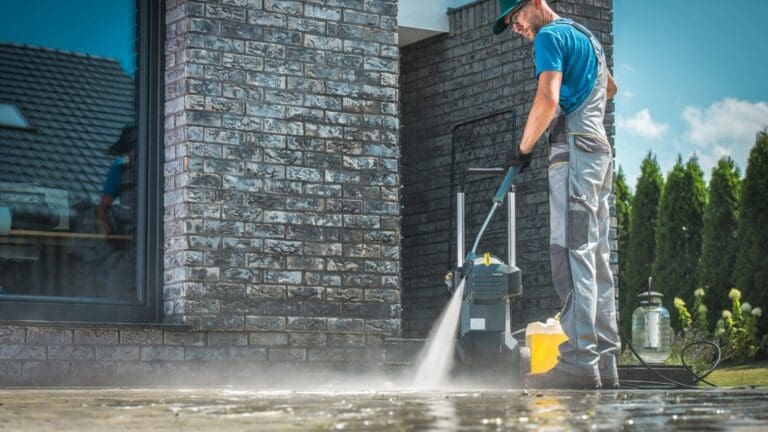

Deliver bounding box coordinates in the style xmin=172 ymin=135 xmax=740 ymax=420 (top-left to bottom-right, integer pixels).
xmin=164 ymin=0 xmax=402 ymax=336
xmin=400 ymin=0 xmax=616 ymax=337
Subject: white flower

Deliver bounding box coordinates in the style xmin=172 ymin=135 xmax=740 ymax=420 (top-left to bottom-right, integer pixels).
xmin=741 ymin=302 xmax=752 ymax=314
xmin=715 ymin=327 xmax=725 ymax=337
xmin=729 ymin=289 xmax=741 ymax=301
xmin=722 ymin=310 xmax=732 ymax=319
xmin=698 ymin=304 xmax=707 ymax=314
xmin=695 ymin=288 xmax=705 ymax=298
xmin=752 ymin=307 xmax=763 ymax=318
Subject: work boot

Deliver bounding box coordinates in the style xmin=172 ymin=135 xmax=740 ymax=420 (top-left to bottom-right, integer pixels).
xmin=599 ymin=354 xmax=620 ymax=389
xmin=601 ymin=377 xmax=620 ymax=390
xmin=525 ymin=367 xmax=602 ymax=390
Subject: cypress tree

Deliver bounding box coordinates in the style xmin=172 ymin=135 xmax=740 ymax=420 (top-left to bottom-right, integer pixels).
xmin=623 ymin=153 xmax=663 ymax=336
xmin=698 ymin=157 xmax=741 ymax=324
xmin=653 ymin=156 xmax=707 ymax=328
xmin=734 ymin=130 xmax=768 ymax=312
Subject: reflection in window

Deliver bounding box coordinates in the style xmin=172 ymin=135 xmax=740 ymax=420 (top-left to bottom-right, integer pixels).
xmin=0 ymin=1 xmax=137 ymax=301
xmin=0 ymin=104 xmax=32 ymax=129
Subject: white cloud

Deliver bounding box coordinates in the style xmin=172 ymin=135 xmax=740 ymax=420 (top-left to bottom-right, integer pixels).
xmin=681 ymin=98 xmax=768 ymax=176
xmin=682 ymin=98 xmax=768 ymax=147
xmin=616 ymin=109 xmax=669 ymax=140
xmin=622 ymin=90 xmax=634 ymax=99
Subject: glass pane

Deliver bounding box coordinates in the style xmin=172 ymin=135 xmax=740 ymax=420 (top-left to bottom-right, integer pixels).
xmin=0 ymin=104 xmax=32 ymax=129
xmin=0 ymin=1 xmax=137 ymax=301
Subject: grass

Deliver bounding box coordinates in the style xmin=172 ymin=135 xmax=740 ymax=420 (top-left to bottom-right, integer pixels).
xmin=705 ymin=361 xmax=768 ymax=387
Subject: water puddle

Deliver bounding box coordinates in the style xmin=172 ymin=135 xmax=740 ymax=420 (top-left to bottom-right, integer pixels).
xmin=1 ymin=387 xmax=767 ymax=431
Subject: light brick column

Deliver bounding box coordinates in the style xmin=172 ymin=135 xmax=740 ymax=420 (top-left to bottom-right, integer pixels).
xmin=163 ymin=0 xmax=401 ymax=336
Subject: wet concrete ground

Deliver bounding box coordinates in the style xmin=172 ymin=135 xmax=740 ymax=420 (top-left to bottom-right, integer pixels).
xmin=1 ymin=387 xmax=767 ymax=431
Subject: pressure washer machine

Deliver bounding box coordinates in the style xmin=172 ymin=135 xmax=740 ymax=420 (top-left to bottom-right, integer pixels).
xmin=445 ymin=167 xmax=526 ymax=377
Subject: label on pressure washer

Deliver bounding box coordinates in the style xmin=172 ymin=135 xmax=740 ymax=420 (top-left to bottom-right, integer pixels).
xmin=470 ymin=318 xmax=486 ymax=330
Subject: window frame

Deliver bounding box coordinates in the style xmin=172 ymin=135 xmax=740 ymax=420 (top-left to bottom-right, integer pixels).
xmin=0 ymin=0 xmax=164 ymax=323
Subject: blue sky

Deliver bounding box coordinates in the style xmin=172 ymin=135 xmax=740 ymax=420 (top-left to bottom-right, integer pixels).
xmin=450 ymin=0 xmax=768 ymax=189
xmin=613 ymin=0 xmax=768 ymax=188
xmin=0 ymin=0 xmax=135 ymax=74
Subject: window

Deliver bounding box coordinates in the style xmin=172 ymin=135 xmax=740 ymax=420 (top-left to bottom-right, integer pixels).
xmin=0 ymin=0 xmax=163 ymax=322
xmin=0 ymin=104 xmax=32 ymax=129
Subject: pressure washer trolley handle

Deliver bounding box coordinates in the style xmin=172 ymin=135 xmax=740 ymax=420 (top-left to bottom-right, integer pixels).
xmin=455 ymin=165 xmax=520 ymax=272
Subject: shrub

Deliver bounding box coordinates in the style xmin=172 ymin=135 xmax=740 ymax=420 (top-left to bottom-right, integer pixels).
xmin=675 ymin=288 xmax=767 ymax=364
xmin=713 ymin=289 xmax=767 ymax=363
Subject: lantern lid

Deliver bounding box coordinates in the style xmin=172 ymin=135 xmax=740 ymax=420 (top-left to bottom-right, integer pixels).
xmin=638 ymin=291 xmax=663 ymax=305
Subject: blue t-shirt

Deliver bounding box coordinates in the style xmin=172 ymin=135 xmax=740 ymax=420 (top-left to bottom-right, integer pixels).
xmin=533 ymin=18 xmax=598 ymax=115
xmin=102 ymin=156 xmax=128 ymax=198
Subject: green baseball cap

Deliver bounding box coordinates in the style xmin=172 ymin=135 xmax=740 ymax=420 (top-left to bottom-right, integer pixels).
xmin=492 ymin=0 xmax=527 ymax=35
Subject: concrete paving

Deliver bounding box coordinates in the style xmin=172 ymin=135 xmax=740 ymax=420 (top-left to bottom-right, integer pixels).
xmin=1 ymin=387 xmax=767 ymax=430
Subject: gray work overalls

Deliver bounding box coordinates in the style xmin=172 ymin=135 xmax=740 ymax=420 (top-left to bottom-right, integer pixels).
xmin=544 ymin=20 xmax=620 ymax=379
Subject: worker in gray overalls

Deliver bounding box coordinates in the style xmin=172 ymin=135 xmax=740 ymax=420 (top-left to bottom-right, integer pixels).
xmin=493 ymin=0 xmax=620 ymax=389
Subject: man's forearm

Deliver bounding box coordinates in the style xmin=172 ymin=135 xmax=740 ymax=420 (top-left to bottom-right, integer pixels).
xmin=519 ymin=89 xmax=559 ymax=154
xmin=606 ymin=71 xmax=618 ymax=100
xmin=96 ymin=195 xmax=113 ymax=235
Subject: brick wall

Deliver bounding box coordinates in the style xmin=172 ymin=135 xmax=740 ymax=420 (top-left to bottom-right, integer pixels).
xmin=163 ymin=0 xmax=402 ymax=336
xmin=399 ymin=0 xmax=616 ymax=337
xmin=0 ymin=323 xmax=383 ymax=386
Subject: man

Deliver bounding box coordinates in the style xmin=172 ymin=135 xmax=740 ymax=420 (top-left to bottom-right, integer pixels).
xmin=96 ymin=126 xmax=136 ymax=240
xmin=493 ymin=0 xmax=620 ymax=389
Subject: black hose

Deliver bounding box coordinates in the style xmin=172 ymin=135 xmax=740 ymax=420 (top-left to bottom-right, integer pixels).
xmin=680 ymin=340 xmax=720 ymax=387
xmin=622 ymin=337 xmax=722 ymax=390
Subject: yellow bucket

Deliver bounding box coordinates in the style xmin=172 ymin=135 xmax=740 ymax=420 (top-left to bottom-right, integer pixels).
xmin=525 ymin=318 xmax=568 ymax=374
